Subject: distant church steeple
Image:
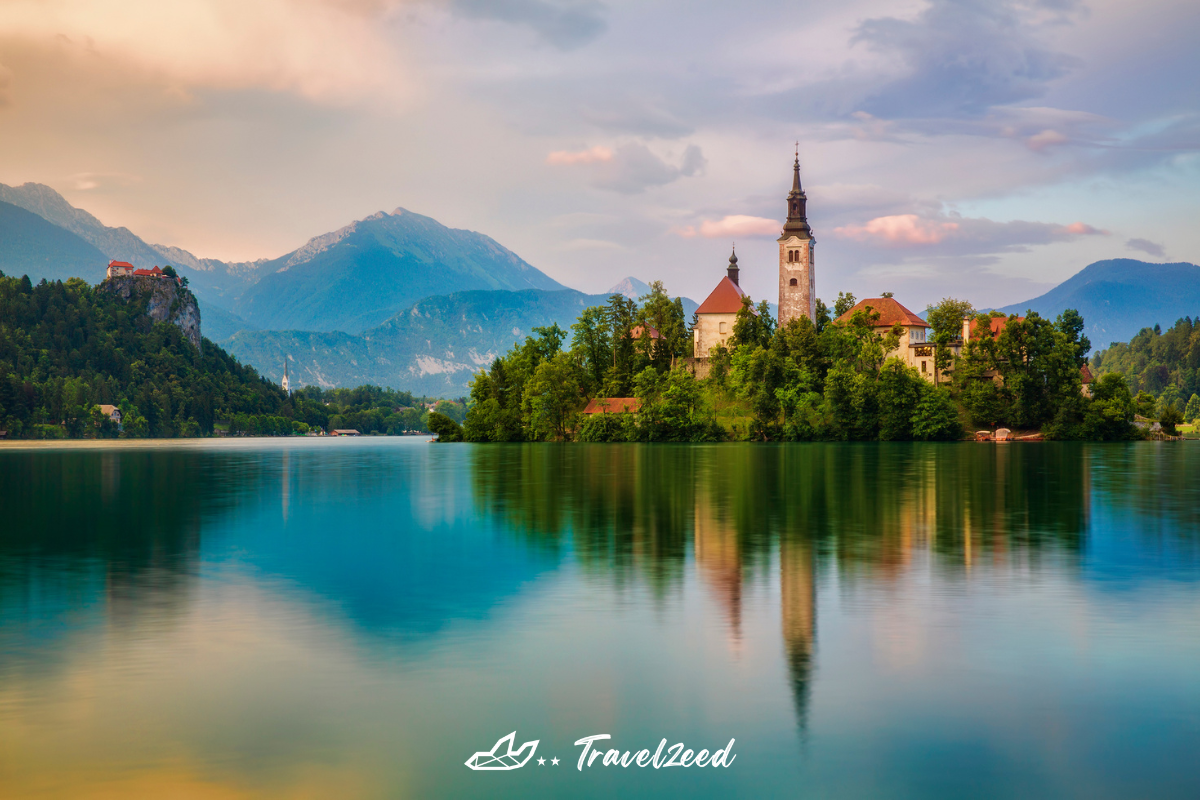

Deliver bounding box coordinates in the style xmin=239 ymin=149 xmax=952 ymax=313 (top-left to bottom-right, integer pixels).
xmin=777 ymin=145 xmax=816 ymax=328
xmin=282 ymin=361 xmax=290 ymax=394
xmin=727 ymin=245 xmax=740 ymax=286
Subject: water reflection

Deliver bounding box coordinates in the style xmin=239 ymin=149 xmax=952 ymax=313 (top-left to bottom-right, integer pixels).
xmin=0 ymin=441 xmax=1197 ymax=798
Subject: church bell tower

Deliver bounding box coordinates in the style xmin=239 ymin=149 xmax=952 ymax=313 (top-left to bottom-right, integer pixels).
xmin=777 ymin=149 xmax=815 ymax=328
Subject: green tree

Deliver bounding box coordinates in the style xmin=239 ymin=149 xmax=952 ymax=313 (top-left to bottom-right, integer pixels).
xmin=427 ymin=411 xmax=464 ymax=442
xmin=524 ymin=352 xmax=584 ymax=440
xmin=1159 ymin=402 xmax=1184 ymax=435
xmin=833 ymin=291 xmax=857 ymax=318
xmin=1185 ymin=393 xmax=1200 ymax=422
xmin=926 ymin=297 xmax=973 ymax=386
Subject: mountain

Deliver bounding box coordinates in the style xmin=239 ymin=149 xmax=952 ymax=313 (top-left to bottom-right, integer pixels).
xmin=607 ymin=276 xmax=652 ymax=299
xmin=0 ymin=200 xmax=109 ymax=281
xmin=0 ymin=182 xmax=268 ymax=308
xmin=233 ymin=208 xmax=566 ymax=334
xmin=224 ymin=288 xmax=609 ymax=396
xmin=998 ymin=259 xmax=1200 ymax=349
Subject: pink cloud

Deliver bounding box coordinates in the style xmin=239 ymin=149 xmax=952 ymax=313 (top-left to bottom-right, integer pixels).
xmin=546 ymin=146 xmax=614 ymax=166
xmin=1026 ymin=129 xmax=1069 ymax=151
xmin=834 ymin=212 xmax=1108 ymax=253
xmin=672 ymin=215 xmax=780 ymax=239
xmin=834 ymin=214 xmax=959 ymax=246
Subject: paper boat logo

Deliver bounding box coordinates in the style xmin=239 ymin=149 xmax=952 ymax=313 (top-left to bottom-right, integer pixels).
xmin=464 ymin=731 xmax=540 ymax=771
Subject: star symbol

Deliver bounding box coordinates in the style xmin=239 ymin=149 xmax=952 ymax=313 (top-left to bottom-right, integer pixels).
xmin=537 ymin=757 xmax=545 ymax=766
xmin=551 ymin=757 xmax=560 ymax=766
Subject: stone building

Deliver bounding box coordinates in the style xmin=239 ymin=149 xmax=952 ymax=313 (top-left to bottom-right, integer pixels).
xmin=777 ymin=151 xmax=816 ymax=328
xmin=692 ymin=249 xmax=751 ymax=358
xmin=834 ymin=296 xmax=940 ymax=380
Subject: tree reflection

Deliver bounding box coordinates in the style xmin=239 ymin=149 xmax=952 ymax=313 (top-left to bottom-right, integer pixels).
xmin=470 ymin=442 xmax=1095 ymax=730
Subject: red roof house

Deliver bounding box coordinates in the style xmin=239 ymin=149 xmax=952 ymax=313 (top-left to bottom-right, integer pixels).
xmin=835 ymin=297 xmax=929 ymax=329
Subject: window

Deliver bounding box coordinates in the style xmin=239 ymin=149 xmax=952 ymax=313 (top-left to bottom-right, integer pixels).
xmin=921 ymin=361 xmax=927 ymax=373
xmin=719 ymin=321 xmax=727 ymax=334
xmin=789 ymin=278 xmax=798 ymax=286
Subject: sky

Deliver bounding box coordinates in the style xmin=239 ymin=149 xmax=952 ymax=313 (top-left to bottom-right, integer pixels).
xmin=0 ymin=0 xmax=1197 ymax=310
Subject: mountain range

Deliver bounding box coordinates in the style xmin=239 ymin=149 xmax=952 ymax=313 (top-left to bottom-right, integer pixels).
xmin=996 ymin=258 xmax=1200 ymax=349
xmin=1 ymin=181 xmax=1196 ymax=395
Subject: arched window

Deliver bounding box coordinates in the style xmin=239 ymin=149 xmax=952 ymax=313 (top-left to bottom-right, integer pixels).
xmin=789 ymin=278 xmax=798 ymax=286
xmin=719 ymin=321 xmax=727 ymax=334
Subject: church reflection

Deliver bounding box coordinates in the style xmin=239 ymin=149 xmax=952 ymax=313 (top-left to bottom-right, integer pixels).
xmin=472 ymin=442 xmax=1095 ymax=731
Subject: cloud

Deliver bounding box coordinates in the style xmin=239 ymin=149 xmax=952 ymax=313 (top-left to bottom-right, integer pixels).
xmin=852 ymin=0 xmax=1081 ymax=119
xmin=0 ymin=0 xmax=411 ymax=104
xmin=68 ymin=172 xmax=141 ymax=191
xmin=834 ymin=211 xmax=1107 ymax=254
xmin=835 ymin=214 xmax=959 ymax=246
xmin=452 ymin=0 xmax=606 ymax=50
xmin=673 ymin=215 xmax=780 ymax=239
xmin=1025 ymin=128 xmax=1069 ymax=151
xmin=546 ymin=145 xmax=612 ymax=165
xmin=566 ymin=142 xmax=705 ymax=194
xmin=1126 ymin=237 xmax=1166 ymax=258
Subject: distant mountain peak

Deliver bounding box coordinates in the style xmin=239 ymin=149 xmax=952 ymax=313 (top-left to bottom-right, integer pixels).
xmin=606 ymin=276 xmax=652 ymax=300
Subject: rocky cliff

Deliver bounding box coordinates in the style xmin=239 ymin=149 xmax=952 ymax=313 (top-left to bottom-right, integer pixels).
xmin=101 ymin=276 xmax=202 ymax=351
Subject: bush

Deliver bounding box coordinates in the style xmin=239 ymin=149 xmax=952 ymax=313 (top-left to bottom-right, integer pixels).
xmin=427 ymin=411 xmax=464 ymax=442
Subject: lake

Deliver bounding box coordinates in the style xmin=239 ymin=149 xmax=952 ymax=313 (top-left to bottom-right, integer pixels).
xmin=0 ymin=439 xmax=1198 ymax=798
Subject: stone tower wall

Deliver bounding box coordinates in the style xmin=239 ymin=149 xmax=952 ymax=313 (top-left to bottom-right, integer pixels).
xmin=777 ymin=236 xmax=815 ymax=328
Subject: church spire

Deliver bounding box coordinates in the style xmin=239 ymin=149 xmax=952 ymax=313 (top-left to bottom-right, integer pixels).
xmin=783 ymin=145 xmax=811 ymax=238
xmin=727 ymin=245 xmax=740 ymax=286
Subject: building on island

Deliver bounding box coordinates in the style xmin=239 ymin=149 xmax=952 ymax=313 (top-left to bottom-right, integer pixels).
xmin=834 ymin=296 xmax=939 ymax=380
xmin=689 ymin=154 xmax=815 ymax=368
xmin=777 ymin=149 xmax=816 ymax=328
xmin=281 ymin=361 xmax=291 ymax=394
xmin=692 ymin=248 xmax=751 ymax=358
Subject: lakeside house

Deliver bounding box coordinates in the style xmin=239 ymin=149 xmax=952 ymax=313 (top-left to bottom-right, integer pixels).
xmin=833 ymin=297 xmax=938 ymax=380
xmin=331 ymin=429 xmax=361 ymax=436
xmin=97 ymin=405 xmax=122 ymax=426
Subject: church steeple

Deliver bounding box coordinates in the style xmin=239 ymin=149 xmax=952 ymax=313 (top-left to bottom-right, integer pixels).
xmin=783 ymin=146 xmax=811 ymax=237
xmin=727 ymin=245 xmax=739 ymax=286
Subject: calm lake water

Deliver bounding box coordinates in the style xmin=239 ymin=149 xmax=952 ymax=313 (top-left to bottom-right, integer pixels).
xmin=0 ymin=439 xmax=1198 ymax=798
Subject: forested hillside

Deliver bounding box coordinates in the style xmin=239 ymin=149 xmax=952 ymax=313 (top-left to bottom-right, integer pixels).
xmin=0 ymin=273 xmax=451 ymax=438
xmin=1091 ymin=316 xmax=1200 ymax=418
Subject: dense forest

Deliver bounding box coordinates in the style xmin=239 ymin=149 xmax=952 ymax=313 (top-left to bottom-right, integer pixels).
xmin=1091 ymin=316 xmax=1200 ymax=422
xmin=0 ymin=273 xmax=458 ymax=438
xmin=455 ymin=283 xmax=1138 ymax=442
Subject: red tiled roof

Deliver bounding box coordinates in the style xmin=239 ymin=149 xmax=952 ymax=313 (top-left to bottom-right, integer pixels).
xmin=835 ymin=297 xmax=929 ymax=328
xmin=1080 ymin=364 xmax=1093 ymax=384
xmin=696 ymin=276 xmax=749 ymax=315
xmin=582 ymin=397 xmax=641 ymax=414
xmin=108 ymin=260 xmax=134 ymax=269
xmin=969 ymin=315 xmax=1024 ymax=339
xmin=630 ymin=325 xmax=662 ymax=340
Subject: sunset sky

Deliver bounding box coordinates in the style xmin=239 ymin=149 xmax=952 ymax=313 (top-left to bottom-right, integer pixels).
xmin=0 ymin=0 xmax=1196 ymax=309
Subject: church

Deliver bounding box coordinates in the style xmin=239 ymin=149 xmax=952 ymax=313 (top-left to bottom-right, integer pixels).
xmin=693 ymin=153 xmax=816 ymax=359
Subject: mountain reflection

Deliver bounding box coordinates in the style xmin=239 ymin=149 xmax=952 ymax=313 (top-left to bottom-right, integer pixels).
xmin=470 ymin=442 xmax=1096 ymax=729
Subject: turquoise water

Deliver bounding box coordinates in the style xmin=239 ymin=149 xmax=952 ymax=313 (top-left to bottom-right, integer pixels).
xmin=0 ymin=439 xmax=1198 ymax=798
